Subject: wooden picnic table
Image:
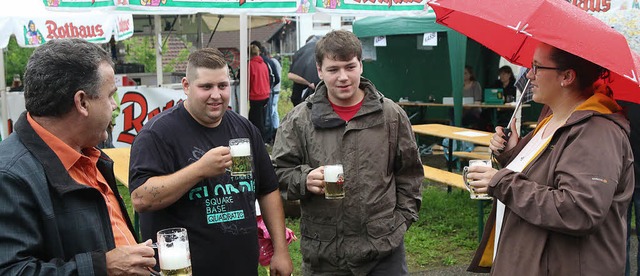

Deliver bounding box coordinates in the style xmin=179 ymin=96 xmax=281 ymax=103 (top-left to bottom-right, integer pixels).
xmin=412 ymin=124 xmax=493 ymax=241
xmin=102 ymin=147 xmax=130 ymax=187
xmin=412 ymin=123 xmax=492 ymax=146
xmin=101 ymin=147 xmax=139 ymax=236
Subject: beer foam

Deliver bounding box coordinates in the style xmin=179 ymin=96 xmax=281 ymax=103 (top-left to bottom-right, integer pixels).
xmin=159 ymin=246 xmax=191 ymax=270
xmin=230 ymin=142 xmax=251 ymax=156
xmin=324 ymin=165 xmax=343 ymax=182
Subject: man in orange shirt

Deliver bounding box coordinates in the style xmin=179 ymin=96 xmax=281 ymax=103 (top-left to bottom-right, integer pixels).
xmin=0 ymin=39 xmax=156 ymax=275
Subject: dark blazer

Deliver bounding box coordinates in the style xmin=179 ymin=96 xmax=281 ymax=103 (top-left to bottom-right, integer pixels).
xmin=0 ymin=112 xmax=136 ymax=275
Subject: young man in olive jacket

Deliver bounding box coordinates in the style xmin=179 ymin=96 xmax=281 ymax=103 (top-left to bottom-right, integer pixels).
xmin=272 ymin=30 xmax=424 ymax=276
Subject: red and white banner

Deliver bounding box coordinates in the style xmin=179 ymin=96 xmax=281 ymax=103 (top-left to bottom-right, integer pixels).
xmin=3 ymin=86 xmax=186 ymax=147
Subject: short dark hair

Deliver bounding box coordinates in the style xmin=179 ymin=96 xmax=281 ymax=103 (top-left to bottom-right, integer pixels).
xmin=315 ymin=30 xmax=362 ymax=68
xmin=250 ymin=40 xmax=262 ymax=49
xmin=549 ymin=47 xmax=610 ymax=91
xmin=498 ymin=65 xmax=516 ymax=83
xmin=186 ymin=47 xmax=227 ymax=81
xmin=24 ymin=39 xmax=113 ymax=117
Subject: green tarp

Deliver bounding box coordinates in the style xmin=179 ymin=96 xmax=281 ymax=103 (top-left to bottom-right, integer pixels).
xmin=353 ymin=16 xmax=471 ymax=126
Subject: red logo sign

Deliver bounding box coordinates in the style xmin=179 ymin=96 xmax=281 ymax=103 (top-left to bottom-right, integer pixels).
xmin=116 ymin=92 xmax=182 ymax=145
xmin=45 ymin=20 xmax=104 ymax=39
xmin=569 ymin=0 xmax=611 ymax=12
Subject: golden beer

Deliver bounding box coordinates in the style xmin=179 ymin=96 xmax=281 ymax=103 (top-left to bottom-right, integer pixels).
xmin=324 ymin=164 xmax=345 ymax=199
xmin=160 ymin=266 xmax=192 ymax=276
xmin=230 ymin=155 xmax=252 ymax=176
xmin=229 ymin=138 xmax=252 ymax=177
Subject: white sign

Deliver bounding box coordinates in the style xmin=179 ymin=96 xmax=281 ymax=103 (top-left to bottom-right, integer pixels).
xmin=423 ymin=32 xmax=438 ymax=46
xmin=374 ymin=36 xmax=387 ymax=47
xmin=361 ymin=37 xmax=377 ymax=61
xmin=3 ymin=86 xmax=187 ymax=148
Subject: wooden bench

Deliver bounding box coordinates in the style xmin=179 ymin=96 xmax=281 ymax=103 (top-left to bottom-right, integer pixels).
xmin=522 ymin=121 xmax=538 ymax=129
xmin=452 ymin=151 xmax=490 ymax=160
xmin=423 ymin=165 xmax=466 ymax=190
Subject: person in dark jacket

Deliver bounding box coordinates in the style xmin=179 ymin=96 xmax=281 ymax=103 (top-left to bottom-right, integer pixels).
xmin=0 ymin=39 xmax=156 ymax=275
xmin=490 ymin=65 xmax=517 ymax=102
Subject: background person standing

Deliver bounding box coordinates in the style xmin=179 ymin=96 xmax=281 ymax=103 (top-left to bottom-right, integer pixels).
xmin=248 ymin=44 xmax=272 ymax=141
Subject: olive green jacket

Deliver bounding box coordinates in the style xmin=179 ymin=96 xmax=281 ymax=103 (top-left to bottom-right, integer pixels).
xmin=272 ymin=77 xmax=423 ymax=275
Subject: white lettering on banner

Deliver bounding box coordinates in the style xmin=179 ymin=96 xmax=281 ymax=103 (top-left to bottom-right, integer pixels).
xmin=2 ymin=87 xmax=186 ymax=147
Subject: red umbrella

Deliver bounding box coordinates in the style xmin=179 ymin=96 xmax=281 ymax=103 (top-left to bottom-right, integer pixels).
xmin=428 ymin=0 xmax=640 ymax=104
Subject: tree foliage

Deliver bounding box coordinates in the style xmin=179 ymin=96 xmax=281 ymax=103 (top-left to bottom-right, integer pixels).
xmin=4 ymin=36 xmax=34 ymax=87
xmin=122 ymin=35 xmax=191 ymax=73
xmin=122 ymin=36 xmax=160 ymax=73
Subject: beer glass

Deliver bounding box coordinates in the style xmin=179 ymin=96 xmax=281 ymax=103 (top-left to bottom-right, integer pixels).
xmin=229 ymin=138 xmax=252 ymax=177
xmin=462 ymin=159 xmax=492 ymax=200
xmin=157 ymin=227 xmax=192 ymax=276
xmin=324 ymin=164 xmax=345 ymax=199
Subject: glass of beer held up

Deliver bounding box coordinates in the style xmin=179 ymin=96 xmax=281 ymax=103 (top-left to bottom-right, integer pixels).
xmin=324 ymin=164 xmax=345 ymax=199
xmin=157 ymin=227 xmax=192 ymax=276
xmin=229 ymin=138 xmax=252 ymax=177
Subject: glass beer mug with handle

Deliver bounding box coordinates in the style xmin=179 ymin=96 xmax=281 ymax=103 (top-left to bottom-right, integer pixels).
xmin=324 ymin=164 xmax=345 ymax=199
xmin=229 ymin=138 xmax=252 ymax=177
xmin=157 ymin=227 xmax=192 ymax=276
xmin=462 ymin=159 xmax=493 ymax=200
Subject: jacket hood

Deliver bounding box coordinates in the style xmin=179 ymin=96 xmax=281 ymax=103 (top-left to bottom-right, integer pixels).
xmin=306 ymin=77 xmax=385 ymax=128
xmin=536 ymin=92 xmax=630 ymax=136
xmin=250 ymin=55 xmax=264 ymax=64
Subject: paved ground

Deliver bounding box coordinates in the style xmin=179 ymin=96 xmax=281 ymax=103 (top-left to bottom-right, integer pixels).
xmin=410 ymin=234 xmax=639 ymax=275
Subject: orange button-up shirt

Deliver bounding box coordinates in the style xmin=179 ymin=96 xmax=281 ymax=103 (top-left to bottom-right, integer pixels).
xmin=28 ymin=114 xmax=137 ymax=247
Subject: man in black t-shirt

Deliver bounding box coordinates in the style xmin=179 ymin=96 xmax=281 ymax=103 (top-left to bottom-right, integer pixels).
xmin=128 ymin=48 xmax=292 ymax=276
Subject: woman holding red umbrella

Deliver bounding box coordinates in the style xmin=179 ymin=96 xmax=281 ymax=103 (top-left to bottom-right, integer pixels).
xmin=465 ymin=42 xmax=634 ymax=275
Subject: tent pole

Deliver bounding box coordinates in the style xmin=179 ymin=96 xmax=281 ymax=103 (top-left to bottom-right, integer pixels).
xmin=154 ymin=15 xmax=163 ymax=86
xmin=239 ymin=13 xmax=248 ymax=118
xmin=0 ymin=50 xmax=7 ymax=139
xmin=447 ymin=31 xmax=466 ymax=127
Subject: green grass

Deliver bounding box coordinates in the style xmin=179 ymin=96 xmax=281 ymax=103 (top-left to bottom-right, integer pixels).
xmin=277 ymin=88 xmax=294 ymax=121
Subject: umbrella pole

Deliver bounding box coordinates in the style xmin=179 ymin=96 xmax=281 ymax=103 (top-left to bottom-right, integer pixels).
xmin=505 ymin=79 xmax=530 ymax=135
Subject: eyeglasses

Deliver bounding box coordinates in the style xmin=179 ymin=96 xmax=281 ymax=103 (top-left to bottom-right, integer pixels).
xmin=531 ymin=63 xmax=561 ymax=75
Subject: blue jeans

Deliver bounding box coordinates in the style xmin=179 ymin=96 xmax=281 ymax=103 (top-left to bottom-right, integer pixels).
xmin=626 ymin=188 xmax=640 ymax=276
xmin=270 ymin=90 xmax=280 ymax=129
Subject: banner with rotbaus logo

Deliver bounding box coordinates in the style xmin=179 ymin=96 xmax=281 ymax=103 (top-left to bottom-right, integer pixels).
xmin=6 ymin=11 xmax=132 ymax=48
xmin=112 ymin=87 xmax=186 ymax=148
xmin=2 ymin=87 xmax=186 ymax=147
